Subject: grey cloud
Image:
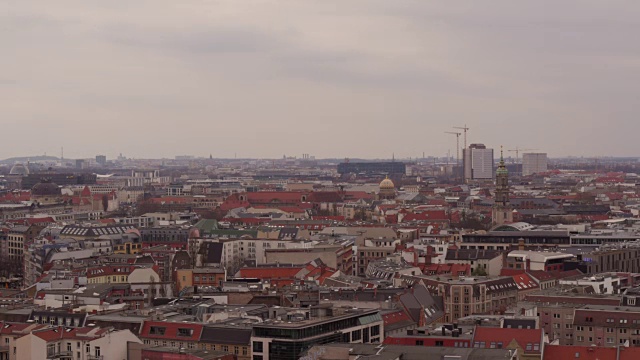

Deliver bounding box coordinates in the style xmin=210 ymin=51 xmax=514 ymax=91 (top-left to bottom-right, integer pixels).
xmin=2 ymin=1 xmax=640 ymax=159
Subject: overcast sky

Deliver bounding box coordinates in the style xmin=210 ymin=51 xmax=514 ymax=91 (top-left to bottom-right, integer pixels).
xmin=2 ymin=1 xmax=640 ymax=160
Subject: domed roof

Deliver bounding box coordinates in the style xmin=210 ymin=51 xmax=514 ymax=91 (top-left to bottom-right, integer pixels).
xmin=31 ymin=179 xmax=61 ymax=196
xmin=379 ymin=176 xmax=395 ymax=190
xmin=9 ymin=163 xmax=29 ymax=176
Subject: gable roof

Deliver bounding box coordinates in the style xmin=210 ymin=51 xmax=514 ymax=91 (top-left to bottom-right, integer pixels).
xmin=544 ymin=345 xmax=640 ymax=360
xmin=139 ymin=321 xmax=203 ymax=341
xmin=473 ymin=327 xmax=543 ymax=354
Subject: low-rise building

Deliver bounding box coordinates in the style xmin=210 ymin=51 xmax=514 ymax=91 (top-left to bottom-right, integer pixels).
xmin=251 ymin=306 xmax=384 ymax=360
xmin=176 ymin=268 xmax=226 ymax=292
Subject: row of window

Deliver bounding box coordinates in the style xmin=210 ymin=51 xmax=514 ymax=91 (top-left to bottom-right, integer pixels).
xmin=142 ymin=339 xmax=248 ymax=355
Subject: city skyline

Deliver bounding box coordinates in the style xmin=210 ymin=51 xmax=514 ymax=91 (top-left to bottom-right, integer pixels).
xmin=3 ymin=1 xmax=640 ymax=159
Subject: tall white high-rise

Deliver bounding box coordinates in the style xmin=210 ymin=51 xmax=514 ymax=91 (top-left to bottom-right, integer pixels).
xmin=463 ymin=144 xmax=494 ymax=182
xmin=522 ymin=153 xmax=548 ymax=176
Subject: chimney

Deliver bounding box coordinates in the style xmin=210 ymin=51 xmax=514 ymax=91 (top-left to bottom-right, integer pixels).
xmin=518 ymin=238 xmax=525 ymax=251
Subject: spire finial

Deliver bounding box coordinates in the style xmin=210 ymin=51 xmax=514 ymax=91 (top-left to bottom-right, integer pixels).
xmin=500 ymin=145 xmax=504 ymax=161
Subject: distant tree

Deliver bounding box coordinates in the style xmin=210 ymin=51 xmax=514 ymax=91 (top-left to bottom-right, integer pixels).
xmin=188 ymin=239 xmax=202 ymax=268
xmin=148 ymin=276 xmax=157 ymax=305
xmin=102 ymin=195 xmax=109 ymax=212
xmin=458 ymin=212 xmax=489 ymax=231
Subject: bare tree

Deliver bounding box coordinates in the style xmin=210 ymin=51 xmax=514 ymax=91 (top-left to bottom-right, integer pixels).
xmin=188 ymin=239 xmax=202 ymax=268
xmin=148 ymin=275 xmax=157 ymax=305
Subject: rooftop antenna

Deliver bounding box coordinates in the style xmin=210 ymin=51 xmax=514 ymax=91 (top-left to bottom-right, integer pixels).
xmin=61 ymin=147 xmax=64 ymax=160
xmin=453 ymin=124 xmax=470 ymax=149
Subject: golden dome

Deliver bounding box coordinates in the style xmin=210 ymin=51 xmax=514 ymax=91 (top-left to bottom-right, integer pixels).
xmin=379 ymin=176 xmax=395 ymax=190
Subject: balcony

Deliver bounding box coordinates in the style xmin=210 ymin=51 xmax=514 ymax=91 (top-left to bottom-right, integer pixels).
xmin=46 ymin=350 xmax=73 ymax=359
xmin=87 ymin=355 xmax=104 ymax=360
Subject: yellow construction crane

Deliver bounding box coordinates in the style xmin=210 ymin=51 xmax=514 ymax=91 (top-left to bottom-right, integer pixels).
xmin=453 ymin=124 xmax=470 ymax=149
xmin=507 ymin=147 xmax=538 ymax=163
xmin=445 ymin=131 xmax=462 ymax=168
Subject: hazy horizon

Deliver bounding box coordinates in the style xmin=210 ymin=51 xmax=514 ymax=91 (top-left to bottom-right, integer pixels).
xmin=3 ymin=1 xmax=640 ymax=160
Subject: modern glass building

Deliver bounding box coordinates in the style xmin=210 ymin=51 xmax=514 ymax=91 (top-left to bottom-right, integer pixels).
xmin=251 ymin=307 xmax=383 ymax=360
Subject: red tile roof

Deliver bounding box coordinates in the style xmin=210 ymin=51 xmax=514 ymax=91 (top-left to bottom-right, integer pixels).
xmin=382 ymin=310 xmax=412 ymax=326
xmin=544 ymin=345 xmax=640 ymax=360
xmin=6 ymin=217 xmax=55 ymax=226
xmin=306 ymin=192 xmax=343 ymax=203
xmin=139 ymin=321 xmax=203 ymax=341
xmin=402 ymin=210 xmax=448 ymax=222
xmin=344 ymin=191 xmax=375 ymax=201
xmin=473 ymin=327 xmax=543 ymax=354
xmin=32 ymin=327 xmax=110 ymax=342
xmin=0 ymin=322 xmax=48 ymax=335
xmin=511 ymin=273 xmax=539 ymax=291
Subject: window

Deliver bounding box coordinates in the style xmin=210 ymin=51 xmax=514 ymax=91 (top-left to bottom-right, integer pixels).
xmin=576 ymin=326 xmax=584 ymax=331
xmin=149 ymin=326 xmax=166 ymax=335
xmin=67 ymin=343 xmax=72 ymax=352
xmin=607 ymin=338 xmax=614 ymax=344
xmin=553 ymin=314 xmax=560 ymax=318
xmin=351 ymin=329 xmax=362 ymax=341
xmin=416 ymin=340 xmax=424 ymax=346
xmin=177 ymin=328 xmax=193 ymax=337
xmin=629 ymin=298 xmax=636 ymax=306
xmin=371 ymin=325 xmax=380 ymax=337
xmin=577 ymin=336 xmax=584 ymax=342
xmin=94 ymin=347 xmax=101 ymax=357
xmin=435 ymin=341 xmax=444 ymax=347
xmin=526 ymin=343 xmax=532 ymax=351
xmin=86 ymin=344 xmax=90 ymax=353
xmin=253 ymin=341 xmax=264 ymax=353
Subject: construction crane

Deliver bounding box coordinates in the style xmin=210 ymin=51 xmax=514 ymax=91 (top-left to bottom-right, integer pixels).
xmin=507 ymin=147 xmax=538 ymax=163
xmin=445 ymin=131 xmax=462 ymax=171
xmin=453 ymin=124 xmax=470 ymax=149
